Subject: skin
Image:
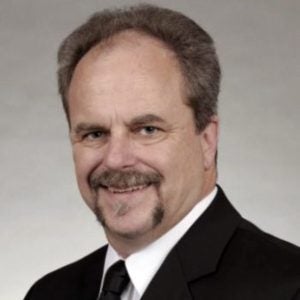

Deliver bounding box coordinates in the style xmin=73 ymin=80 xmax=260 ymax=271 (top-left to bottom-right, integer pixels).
xmin=68 ymin=31 xmax=218 ymax=258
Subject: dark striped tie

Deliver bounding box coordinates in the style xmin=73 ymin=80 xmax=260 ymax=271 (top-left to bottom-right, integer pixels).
xmin=99 ymin=260 xmax=130 ymax=300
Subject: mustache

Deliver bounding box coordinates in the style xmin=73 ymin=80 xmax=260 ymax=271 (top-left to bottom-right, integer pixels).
xmin=89 ymin=169 xmax=162 ymax=190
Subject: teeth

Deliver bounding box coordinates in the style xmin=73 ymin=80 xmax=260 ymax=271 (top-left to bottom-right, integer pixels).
xmin=107 ymin=184 xmax=148 ymax=193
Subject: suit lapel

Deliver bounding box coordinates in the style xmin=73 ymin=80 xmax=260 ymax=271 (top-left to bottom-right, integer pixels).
xmin=80 ymin=246 xmax=107 ymax=300
xmin=177 ymin=187 xmax=241 ymax=282
xmin=142 ymin=187 xmax=241 ymax=298
xmin=141 ymin=251 xmax=193 ymax=300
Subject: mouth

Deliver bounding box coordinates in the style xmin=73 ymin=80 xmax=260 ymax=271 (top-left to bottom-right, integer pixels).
xmin=101 ymin=184 xmax=150 ymax=194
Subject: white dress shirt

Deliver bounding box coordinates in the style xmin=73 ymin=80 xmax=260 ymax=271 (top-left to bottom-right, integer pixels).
xmin=98 ymin=187 xmax=217 ymax=300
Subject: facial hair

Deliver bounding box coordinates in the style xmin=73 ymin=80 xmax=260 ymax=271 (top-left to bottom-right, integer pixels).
xmin=89 ymin=169 xmax=164 ymax=238
xmin=89 ymin=169 xmax=162 ymax=190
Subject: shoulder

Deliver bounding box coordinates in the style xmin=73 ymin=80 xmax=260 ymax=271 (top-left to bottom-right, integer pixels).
xmin=24 ymin=246 xmax=107 ymax=300
xmin=237 ymin=219 xmax=300 ymax=263
xmin=227 ymin=218 xmax=300 ymax=284
xmin=213 ymin=186 xmax=300 ymax=280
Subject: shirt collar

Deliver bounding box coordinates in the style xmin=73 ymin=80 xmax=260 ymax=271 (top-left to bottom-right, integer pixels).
xmin=103 ymin=187 xmax=217 ymax=297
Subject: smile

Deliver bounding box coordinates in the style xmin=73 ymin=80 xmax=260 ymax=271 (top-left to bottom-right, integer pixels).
xmin=104 ymin=184 xmax=149 ymax=194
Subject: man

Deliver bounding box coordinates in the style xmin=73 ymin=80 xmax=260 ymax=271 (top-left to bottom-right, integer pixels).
xmin=25 ymin=4 xmax=300 ymax=300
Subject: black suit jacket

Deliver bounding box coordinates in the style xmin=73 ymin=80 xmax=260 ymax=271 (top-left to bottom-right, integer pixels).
xmin=24 ymin=187 xmax=300 ymax=299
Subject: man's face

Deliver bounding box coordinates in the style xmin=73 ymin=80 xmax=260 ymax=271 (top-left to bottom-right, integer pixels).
xmin=68 ymin=32 xmax=218 ymax=249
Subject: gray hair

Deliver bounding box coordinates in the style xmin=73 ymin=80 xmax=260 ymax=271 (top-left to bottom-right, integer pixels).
xmin=58 ymin=4 xmax=221 ymax=131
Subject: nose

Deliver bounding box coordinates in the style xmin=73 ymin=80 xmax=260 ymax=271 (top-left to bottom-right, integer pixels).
xmin=102 ymin=134 xmax=137 ymax=170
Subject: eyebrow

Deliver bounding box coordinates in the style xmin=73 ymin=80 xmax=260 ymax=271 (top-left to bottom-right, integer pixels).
xmin=73 ymin=123 xmax=107 ymax=135
xmin=129 ymin=114 xmax=165 ymax=126
xmin=72 ymin=114 xmax=165 ymax=135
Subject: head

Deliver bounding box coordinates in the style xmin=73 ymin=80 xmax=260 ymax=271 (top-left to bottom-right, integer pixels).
xmin=58 ymin=4 xmax=220 ymax=256
xmin=58 ymin=4 xmax=221 ymax=132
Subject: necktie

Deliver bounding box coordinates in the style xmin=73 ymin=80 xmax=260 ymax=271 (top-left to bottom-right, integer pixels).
xmin=99 ymin=260 xmax=130 ymax=300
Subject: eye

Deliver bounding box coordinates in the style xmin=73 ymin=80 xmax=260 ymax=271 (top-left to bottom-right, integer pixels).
xmin=84 ymin=131 xmax=105 ymax=140
xmin=139 ymin=126 xmax=159 ymax=135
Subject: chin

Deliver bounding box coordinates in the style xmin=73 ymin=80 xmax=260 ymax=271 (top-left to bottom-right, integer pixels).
xmin=95 ymin=204 xmax=165 ymax=240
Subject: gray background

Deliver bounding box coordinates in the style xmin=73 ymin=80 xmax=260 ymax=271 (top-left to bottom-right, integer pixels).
xmin=1 ymin=0 xmax=299 ymax=299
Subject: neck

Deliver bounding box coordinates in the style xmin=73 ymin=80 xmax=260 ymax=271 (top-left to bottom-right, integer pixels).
xmin=106 ymin=230 xmax=159 ymax=258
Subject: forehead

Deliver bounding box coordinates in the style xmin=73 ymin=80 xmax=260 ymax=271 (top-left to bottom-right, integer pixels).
xmin=70 ymin=30 xmax=184 ymax=91
xmin=68 ymin=31 xmax=189 ymax=123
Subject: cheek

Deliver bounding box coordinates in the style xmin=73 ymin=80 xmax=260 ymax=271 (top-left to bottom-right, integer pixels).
xmin=73 ymin=147 xmax=103 ymax=189
xmin=158 ymin=138 xmax=204 ymax=189
xmin=139 ymin=138 xmax=196 ymax=177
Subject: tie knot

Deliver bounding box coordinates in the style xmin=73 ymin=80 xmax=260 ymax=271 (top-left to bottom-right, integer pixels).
xmin=101 ymin=260 xmax=130 ymax=299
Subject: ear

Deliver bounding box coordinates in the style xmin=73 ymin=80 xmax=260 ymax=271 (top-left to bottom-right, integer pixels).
xmin=200 ymin=115 xmax=219 ymax=170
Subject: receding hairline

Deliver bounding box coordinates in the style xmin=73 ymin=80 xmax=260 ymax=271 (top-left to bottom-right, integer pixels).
xmin=67 ymin=29 xmax=189 ymax=103
xmin=70 ymin=29 xmax=182 ymax=79
xmin=90 ymin=28 xmax=175 ymax=52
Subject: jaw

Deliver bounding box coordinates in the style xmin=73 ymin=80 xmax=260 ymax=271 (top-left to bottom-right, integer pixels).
xmin=103 ymin=205 xmax=165 ymax=259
